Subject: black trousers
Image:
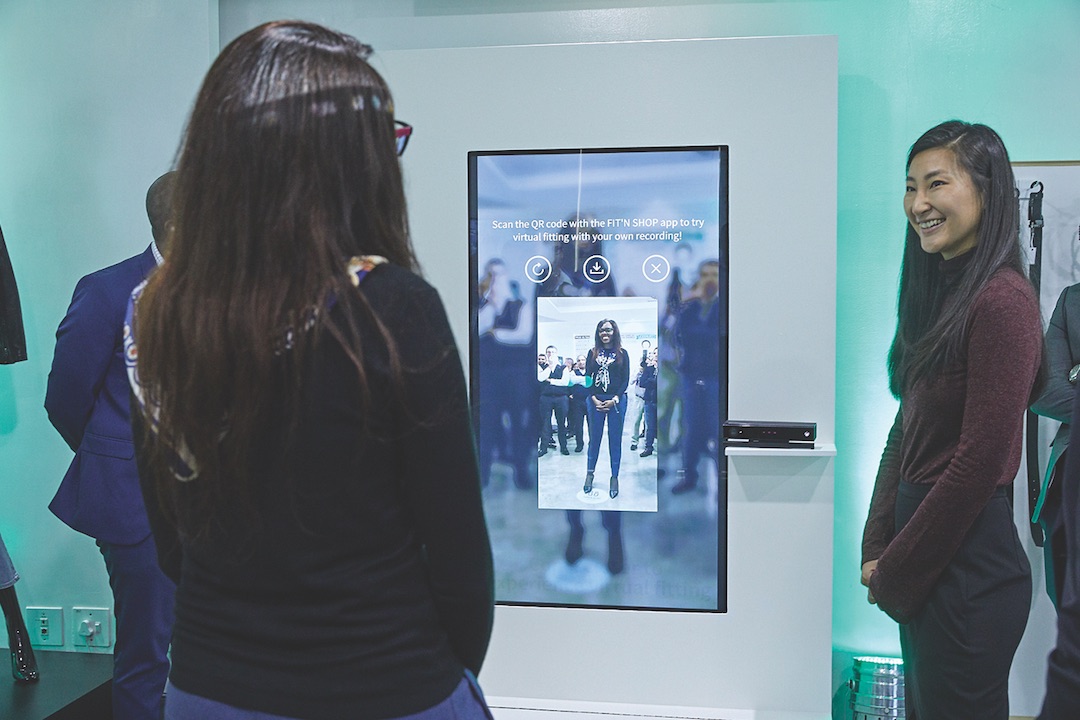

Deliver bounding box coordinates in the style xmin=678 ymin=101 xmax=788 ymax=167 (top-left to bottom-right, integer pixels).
xmin=539 ymin=394 xmax=568 ymax=450
xmin=1040 ymin=455 xmax=1068 ymax=607
xmin=567 ymin=395 xmax=586 ymax=446
xmin=895 ymin=481 xmax=1030 ymax=720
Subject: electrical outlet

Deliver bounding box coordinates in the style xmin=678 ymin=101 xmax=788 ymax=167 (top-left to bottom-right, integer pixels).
xmin=25 ymin=607 xmax=64 ymax=647
xmin=72 ymin=607 xmax=112 ymax=648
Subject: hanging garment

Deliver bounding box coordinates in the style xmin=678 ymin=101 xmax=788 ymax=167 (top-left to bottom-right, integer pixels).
xmin=0 ymin=222 xmax=27 ymax=364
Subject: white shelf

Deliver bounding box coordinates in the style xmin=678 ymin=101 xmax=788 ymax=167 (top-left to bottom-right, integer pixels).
xmin=724 ymin=443 xmax=836 ymax=457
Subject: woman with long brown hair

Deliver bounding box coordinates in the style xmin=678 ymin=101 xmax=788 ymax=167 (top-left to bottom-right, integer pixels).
xmin=128 ymin=21 xmax=493 ymax=720
xmin=861 ymin=120 xmax=1043 ymax=718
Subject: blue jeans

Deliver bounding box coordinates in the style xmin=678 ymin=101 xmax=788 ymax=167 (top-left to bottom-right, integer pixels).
xmin=165 ymin=672 xmax=494 ymax=720
xmin=586 ymin=394 xmax=627 ymax=477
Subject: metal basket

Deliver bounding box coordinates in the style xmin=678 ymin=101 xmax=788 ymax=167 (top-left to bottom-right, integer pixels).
xmin=848 ymin=656 xmax=905 ymax=720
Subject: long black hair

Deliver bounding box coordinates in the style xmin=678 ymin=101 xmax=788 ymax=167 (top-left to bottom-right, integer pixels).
xmin=887 ymin=120 xmax=1035 ymax=397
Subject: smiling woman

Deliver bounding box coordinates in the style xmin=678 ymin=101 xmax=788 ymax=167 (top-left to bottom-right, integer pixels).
xmin=861 ymin=120 xmax=1044 ymax=718
xmin=904 ymin=146 xmax=983 ymax=260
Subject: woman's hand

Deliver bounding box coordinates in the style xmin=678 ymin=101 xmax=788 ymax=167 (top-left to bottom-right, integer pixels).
xmin=861 ymin=560 xmax=878 ymax=604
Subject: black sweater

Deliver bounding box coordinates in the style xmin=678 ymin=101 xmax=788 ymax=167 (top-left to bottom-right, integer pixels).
xmin=861 ymin=261 xmax=1041 ymax=623
xmin=134 ymin=266 xmax=494 ymax=720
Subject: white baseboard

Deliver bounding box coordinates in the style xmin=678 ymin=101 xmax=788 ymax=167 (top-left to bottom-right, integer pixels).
xmin=485 ymin=697 xmax=828 ymax=720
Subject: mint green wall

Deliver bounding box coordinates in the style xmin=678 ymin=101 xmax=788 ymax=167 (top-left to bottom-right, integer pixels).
xmin=3 ymin=0 xmax=1078 ymax=712
xmin=0 ymin=0 xmax=214 ymax=648
xmin=220 ymin=1 xmax=1080 ymax=711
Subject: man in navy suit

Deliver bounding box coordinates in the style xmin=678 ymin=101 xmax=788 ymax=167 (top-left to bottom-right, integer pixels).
xmin=1040 ymin=377 xmax=1080 ymax=717
xmin=46 ymin=172 xmax=176 ymax=720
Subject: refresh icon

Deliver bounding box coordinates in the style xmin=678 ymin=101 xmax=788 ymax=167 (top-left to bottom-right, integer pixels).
xmin=524 ymin=255 xmax=552 ymax=284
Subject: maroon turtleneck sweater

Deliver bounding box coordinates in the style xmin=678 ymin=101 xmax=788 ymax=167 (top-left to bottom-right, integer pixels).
xmin=861 ymin=253 xmax=1042 ymax=623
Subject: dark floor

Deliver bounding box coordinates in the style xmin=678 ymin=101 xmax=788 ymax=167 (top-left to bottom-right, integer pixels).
xmin=0 ymin=649 xmax=111 ymax=720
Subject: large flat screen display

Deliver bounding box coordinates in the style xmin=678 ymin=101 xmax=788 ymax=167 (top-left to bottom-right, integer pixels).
xmin=469 ymin=146 xmax=728 ymax=611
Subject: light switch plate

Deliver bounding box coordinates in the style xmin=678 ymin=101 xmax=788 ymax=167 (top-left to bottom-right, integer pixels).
xmin=72 ymin=607 xmax=112 ymax=648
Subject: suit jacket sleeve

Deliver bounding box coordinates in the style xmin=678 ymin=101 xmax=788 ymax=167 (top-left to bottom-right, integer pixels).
xmin=45 ymin=275 xmax=123 ymax=450
xmin=1031 ymin=284 xmax=1076 ymax=423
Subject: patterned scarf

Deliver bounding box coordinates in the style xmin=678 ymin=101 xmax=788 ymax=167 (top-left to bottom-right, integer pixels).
xmin=125 ymin=255 xmax=387 ymax=481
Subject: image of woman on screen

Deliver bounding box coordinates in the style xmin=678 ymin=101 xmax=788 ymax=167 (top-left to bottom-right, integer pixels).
xmin=127 ymin=21 xmax=494 ymax=720
xmin=565 ymin=318 xmax=630 ymax=576
xmin=860 ymin=120 xmax=1043 ymax=719
xmin=584 ymin=319 xmax=631 ymax=498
